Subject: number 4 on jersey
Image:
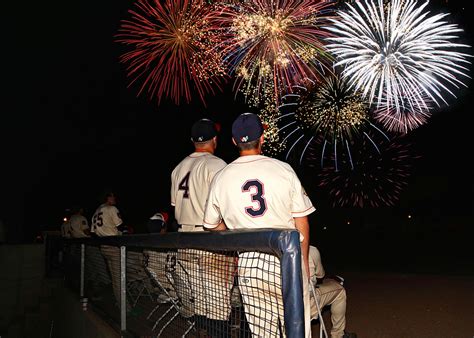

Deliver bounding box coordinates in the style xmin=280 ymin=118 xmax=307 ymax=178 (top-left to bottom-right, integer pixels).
xmin=179 ymin=172 xmax=190 ymax=198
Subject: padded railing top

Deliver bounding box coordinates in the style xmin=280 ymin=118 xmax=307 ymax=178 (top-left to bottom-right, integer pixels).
xmin=64 ymin=229 xmax=300 ymax=257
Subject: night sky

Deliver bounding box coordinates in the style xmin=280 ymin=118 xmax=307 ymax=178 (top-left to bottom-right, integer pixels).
xmin=4 ymin=0 xmax=473 ymax=252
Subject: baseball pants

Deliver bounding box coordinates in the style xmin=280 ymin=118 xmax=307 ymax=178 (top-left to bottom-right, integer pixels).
xmin=143 ymin=250 xmax=178 ymax=299
xmin=100 ymin=245 xmax=130 ymax=310
xmin=310 ymin=279 xmax=347 ymax=338
xmin=85 ymin=245 xmax=111 ymax=286
xmin=177 ymin=249 xmax=235 ymax=319
xmin=237 ymin=252 xmax=311 ymax=338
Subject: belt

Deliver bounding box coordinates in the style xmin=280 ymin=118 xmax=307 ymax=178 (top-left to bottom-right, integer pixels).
xmin=179 ymin=224 xmax=203 ymax=229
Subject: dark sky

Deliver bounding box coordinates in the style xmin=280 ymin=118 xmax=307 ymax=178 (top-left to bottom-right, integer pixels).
xmin=4 ymin=0 xmax=473 ymax=241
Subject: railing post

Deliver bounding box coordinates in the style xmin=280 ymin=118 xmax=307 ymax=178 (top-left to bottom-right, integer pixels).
xmin=120 ymin=245 xmax=127 ymax=335
xmin=80 ymin=243 xmax=85 ymax=298
xmin=80 ymin=243 xmax=88 ymax=311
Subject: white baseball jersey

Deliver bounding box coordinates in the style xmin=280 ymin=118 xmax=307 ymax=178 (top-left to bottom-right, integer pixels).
xmin=171 ymin=152 xmax=226 ymax=227
xmin=91 ymin=203 xmax=122 ymax=237
xmin=309 ymin=245 xmax=325 ymax=281
xmin=204 ymin=154 xmax=315 ymax=231
xmin=61 ymin=221 xmax=71 ymax=238
xmin=69 ymin=214 xmax=90 ymax=238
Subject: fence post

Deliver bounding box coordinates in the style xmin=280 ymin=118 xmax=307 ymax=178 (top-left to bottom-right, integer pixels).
xmin=120 ymin=245 xmax=127 ymax=335
xmin=80 ymin=243 xmax=89 ymax=311
xmin=80 ymin=243 xmax=85 ymax=298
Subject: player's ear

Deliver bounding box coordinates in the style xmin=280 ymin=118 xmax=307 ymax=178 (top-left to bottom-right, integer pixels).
xmin=232 ymin=137 xmax=237 ymax=146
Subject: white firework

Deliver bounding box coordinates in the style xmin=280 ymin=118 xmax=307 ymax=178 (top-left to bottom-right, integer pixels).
xmin=326 ymin=0 xmax=471 ymax=132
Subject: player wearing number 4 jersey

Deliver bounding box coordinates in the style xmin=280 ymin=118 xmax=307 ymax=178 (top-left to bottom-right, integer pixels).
xmin=171 ymin=118 xmax=227 ymax=232
xmin=204 ymin=112 xmax=315 ymax=338
xmin=170 ymin=118 xmax=234 ymax=336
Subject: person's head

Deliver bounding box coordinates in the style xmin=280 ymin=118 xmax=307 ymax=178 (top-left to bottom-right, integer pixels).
xmin=231 ymin=113 xmax=264 ymax=153
xmin=71 ymin=205 xmax=84 ymax=215
xmin=190 ymin=118 xmax=219 ymax=152
xmin=103 ymin=191 xmax=117 ymax=206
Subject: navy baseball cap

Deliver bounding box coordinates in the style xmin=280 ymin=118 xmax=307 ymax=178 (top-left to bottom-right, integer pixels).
xmin=191 ymin=118 xmax=218 ymax=142
xmin=232 ymin=113 xmax=264 ymax=143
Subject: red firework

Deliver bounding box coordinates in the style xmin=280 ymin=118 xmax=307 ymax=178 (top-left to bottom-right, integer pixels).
xmin=115 ymin=0 xmax=227 ymax=105
xmin=314 ymin=134 xmax=417 ymax=208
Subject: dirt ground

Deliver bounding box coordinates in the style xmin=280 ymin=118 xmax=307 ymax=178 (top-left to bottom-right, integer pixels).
xmin=311 ymin=271 xmax=474 ymax=338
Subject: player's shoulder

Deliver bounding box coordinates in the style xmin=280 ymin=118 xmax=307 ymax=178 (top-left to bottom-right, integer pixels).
xmin=105 ymin=204 xmax=119 ymax=211
xmin=260 ymin=155 xmax=294 ymax=172
xmin=172 ymin=155 xmax=192 ymax=171
xmin=98 ymin=204 xmax=118 ymax=212
xmin=205 ymin=154 xmax=226 ymax=166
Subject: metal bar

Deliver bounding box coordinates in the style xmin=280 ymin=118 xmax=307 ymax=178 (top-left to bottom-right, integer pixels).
xmin=80 ymin=243 xmax=85 ymax=298
xmin=65 ymin=229 xmax=294 ymax=257
xmin=120 ymin=245 xmax=127 ymax=334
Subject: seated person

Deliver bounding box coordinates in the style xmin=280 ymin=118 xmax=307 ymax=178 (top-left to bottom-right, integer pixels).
xmin=147 ymin=211 xmax=169 ymax=234
xmin=309 ymin=245 xmax=357 ymax=338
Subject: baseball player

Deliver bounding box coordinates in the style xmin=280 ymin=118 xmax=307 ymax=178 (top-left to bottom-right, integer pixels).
xmin=170 ymin=118 xmax=235 ymax=336
xmin=68 ymin=206 xmax=90 ymax=238
xmin=203 ymin=112 xmax=315 ymax=338
xmin=90 ymin=191 xmax=129 ymax=309
xmin=309 ymin=246 xmax=357 ymax=338
xmin=171 ymin=118 xmax=227 ymax=233
xmin=60 ymin=218 xmax=71 ymax=238
xmin=91 ymin=192 xmax=123 ymax=237
xmin=60 ymin=208 xmax=72 ymax=238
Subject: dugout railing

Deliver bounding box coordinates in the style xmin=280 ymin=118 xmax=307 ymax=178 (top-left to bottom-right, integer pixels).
xmin=59 ymin=229 xmax=305 ymax=337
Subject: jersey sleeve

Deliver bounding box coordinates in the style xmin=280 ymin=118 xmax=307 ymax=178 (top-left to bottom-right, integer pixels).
xmin=170 ymin=167 xmax=177 ymax=206
xmin=109 ymin=206 xmax=123 ymax=227
xmin=206 ymin=157 xmax=226 ymax=183
xmin=290 ymin=171 xmax=316 ymax=217
xmin=203 ymin=176 xmax=223 ymax=229
xmin=309 ymin=246 xmax=325 ymax=280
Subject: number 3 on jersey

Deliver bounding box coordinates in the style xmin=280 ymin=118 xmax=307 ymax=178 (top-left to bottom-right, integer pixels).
xmin=242 ymin=179 xmax=267 ymax=217
xmin=179 ymin=172 xmax=190 ymax=198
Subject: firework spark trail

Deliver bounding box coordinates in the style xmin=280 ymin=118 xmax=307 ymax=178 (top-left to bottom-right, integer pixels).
xmin=373 ymin=90 xmax=432 ymax=133
xmin=326 ymin=0 xmax=472 ymax=132
xmin=276 ymin=72 xmax=388 ymax=169
xmin=115 ymin=0 xmax=227 ymax=105
xmin=217 ymin=0 xmax=336 ymax=106
xmin=315 ymin=134 xmax=415 ymax=208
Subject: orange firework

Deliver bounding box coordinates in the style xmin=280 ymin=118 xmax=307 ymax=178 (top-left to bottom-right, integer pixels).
xmin=216 ymin=0 xmax=336 ymax=106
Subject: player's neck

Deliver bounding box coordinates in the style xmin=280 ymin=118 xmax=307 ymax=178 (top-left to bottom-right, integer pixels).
xmin=239 ymin=149 xmax=261 ymax=156
xmin=194 ymin=146 xmax=214 ymax=154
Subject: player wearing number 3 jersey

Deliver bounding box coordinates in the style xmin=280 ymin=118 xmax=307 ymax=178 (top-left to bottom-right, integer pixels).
xmin=204 ymin=112 xmax=315 ymax=338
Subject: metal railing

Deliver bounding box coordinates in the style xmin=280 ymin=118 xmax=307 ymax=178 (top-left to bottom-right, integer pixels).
xmin=55 ymin=230 xmax=305 ymax=337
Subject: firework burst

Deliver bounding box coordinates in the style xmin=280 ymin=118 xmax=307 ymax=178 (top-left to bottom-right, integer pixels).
xmin=315 ymin=134 xmax=416 ymax=208
xmin=115 ymin=0 xmax=227 ymax=105
xmin=217 ymin=0 xmax=335 ymax=106
xmin=257 ymin=92 xmax=286 ymax=157
xmin=326 ymin=0 xmax=472 ymax=132
xmin=277 ymin=73 xmax=389 ymax=170
xmin=373 ymin=90 xmax=432 ymax=133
